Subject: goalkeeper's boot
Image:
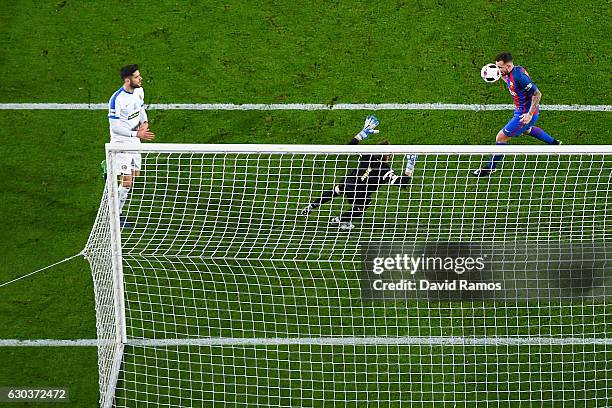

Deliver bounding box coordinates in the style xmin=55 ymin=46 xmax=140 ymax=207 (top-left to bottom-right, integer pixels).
xmin=301 ymin=203 xmax=318 ymax=216
xmin=339 ymin=221 xmax=355 ymax=231
xmin=330 ymin=216 xmax=354 ymax=230
xmin=472 ymin=168 xmax=494 ymax=177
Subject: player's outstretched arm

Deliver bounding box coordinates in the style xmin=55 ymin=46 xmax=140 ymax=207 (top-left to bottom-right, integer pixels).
xmin=383 ymin=154 xmax=418 ymax=188
xmin=350 ymin=115 xmax=380 ymax=144
xmin=381 ymin=155 xmax=416 ymax=189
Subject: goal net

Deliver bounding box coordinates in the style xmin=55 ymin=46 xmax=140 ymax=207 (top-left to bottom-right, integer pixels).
xmin=85 ymin=143 xmax=611 ymax=407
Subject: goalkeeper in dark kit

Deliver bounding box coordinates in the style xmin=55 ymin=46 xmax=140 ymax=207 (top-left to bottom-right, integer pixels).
xmin=301 ymin=115 xmax=418 ymax=230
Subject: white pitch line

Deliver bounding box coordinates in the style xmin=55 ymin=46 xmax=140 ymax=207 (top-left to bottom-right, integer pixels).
xmin=0 ymin=339 xmax=98 ymax=347
xmin=0 ymin=103 xmax=610 ymax=111
xmin=3 ymin=337 xmax=610 ymax=347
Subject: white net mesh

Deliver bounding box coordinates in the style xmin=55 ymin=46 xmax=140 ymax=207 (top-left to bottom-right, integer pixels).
xmin=84 ymin=187 xmax=121 ymax=406
xmin=86 ymin=144 xmax=611 ymax=407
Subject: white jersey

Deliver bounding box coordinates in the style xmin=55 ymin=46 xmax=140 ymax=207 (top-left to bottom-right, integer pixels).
xmin=108 ymin=87 xmax=147 ymax=143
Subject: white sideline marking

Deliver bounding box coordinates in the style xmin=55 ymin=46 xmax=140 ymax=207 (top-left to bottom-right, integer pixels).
xmin=2 ymin=336 xmax=611 ymax=347
xmin=0 ymin=103 xmax=610 ymax=111
xmin=0 ymin=339 xmax=98 ymax=347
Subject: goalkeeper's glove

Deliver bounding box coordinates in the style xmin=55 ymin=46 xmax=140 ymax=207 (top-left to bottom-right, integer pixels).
xmin=404 ymin=154 xmax=418 ymax=175
xmin=355 ymin=114 xmax=380 ymax=141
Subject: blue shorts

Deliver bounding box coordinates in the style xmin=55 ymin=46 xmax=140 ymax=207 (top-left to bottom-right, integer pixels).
xmin=502 ymin=112 xmax=539 ymax=137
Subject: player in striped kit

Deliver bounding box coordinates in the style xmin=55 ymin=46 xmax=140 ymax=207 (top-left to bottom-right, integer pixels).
xmin=108 ymin=64 xmax=155 ymax=226
xmin=473 ymin=52 xmax=561 ymax=177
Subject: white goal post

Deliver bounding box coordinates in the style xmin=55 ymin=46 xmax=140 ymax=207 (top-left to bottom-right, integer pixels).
xmin=84 ymin=143 xmax=611 ymax=407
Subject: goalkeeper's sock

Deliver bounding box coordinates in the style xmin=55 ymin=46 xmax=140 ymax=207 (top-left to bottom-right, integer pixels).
xmin=301 ymin=204 xmax=314 ymax=215
xmin=314 ymin=189 xmax=340 ymax=206
xmin=529 ymin=127 xmax=559 ymax=145
xmin=339 ymin=207 xmax=366 ymax=222
xmin=303 ymin=189 xmax=340 ymax=215
xmin=118 ymin=185 xmax=131 ymax=213
xmin=485 ymin=142 xmax=507 ymax=170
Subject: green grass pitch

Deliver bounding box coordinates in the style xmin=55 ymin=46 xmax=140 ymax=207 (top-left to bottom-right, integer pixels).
xmin=1 ymin=0 xmax=611 ymax=406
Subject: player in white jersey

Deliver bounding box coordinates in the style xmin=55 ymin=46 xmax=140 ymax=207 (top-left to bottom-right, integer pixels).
xmin=108 ymin=64 xmax=155 ymax=226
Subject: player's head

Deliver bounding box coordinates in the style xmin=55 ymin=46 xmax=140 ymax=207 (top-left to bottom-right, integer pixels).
xmin=494 ymin=52 xmax=514 ymax=76
xmin=120 ymin=64 xmax=142 ymax=89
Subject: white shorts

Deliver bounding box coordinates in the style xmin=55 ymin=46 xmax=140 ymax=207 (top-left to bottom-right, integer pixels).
xmin=115 ymin=152 xmax=142 ymax=175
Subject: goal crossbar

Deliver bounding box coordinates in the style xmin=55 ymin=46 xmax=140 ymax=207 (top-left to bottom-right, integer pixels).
xmin=106 ymin=143 xmax=612 ymax=155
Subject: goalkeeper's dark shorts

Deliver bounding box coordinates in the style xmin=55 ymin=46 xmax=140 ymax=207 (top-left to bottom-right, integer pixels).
xmin=338 ymin=182 xmax=373 ymax=209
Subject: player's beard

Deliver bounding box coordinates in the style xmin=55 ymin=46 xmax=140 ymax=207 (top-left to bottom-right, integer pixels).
xmin=129 ymin=80 xmax=141 ymax=89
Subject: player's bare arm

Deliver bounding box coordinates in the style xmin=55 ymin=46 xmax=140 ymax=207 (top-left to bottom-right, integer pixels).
xmin=520 ymin=89 xmax=542 ymax=125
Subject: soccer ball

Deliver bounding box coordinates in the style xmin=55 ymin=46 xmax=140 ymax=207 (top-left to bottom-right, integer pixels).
xmin=480 ymin=63 xmax=501 ymax=83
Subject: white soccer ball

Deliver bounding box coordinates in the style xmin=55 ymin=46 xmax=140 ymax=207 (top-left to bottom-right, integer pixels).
xmin=480 ymin=63 xmax=501 ymax=83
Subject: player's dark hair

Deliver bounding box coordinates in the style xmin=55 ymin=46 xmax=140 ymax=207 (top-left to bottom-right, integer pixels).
xmin=495 ymin=52 xmax=513 ymax=63
xmin=376 ymin=139 xmax=391 ymax=162
xmin=120 ymin=64 xmax=139 ymax=80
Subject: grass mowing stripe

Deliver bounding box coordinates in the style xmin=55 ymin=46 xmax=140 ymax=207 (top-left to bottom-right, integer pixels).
xmin=0 ymin=103 xmax=610 ymax=111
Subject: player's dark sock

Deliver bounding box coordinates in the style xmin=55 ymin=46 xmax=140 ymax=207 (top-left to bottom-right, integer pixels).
xmin=339 ymin=211 xmax=355 ymax=222
xmin=313 ymin=189 xmax=340 ymax=206
xmin=339 ymin=206 xmax=366 ymax=222
xmin=472 ymin=168 xmax=493 ymax=177
xmin=529 ymin=127 xmax=558 ymax=144
xmin=303 ymin=189 xmax=340 ymax=215
xmin=485 ymin=141 xmax=507 ymax=170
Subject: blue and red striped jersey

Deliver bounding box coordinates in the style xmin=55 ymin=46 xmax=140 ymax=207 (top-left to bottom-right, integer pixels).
xmin=504 ymin=66 xmax=539 ymax=114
